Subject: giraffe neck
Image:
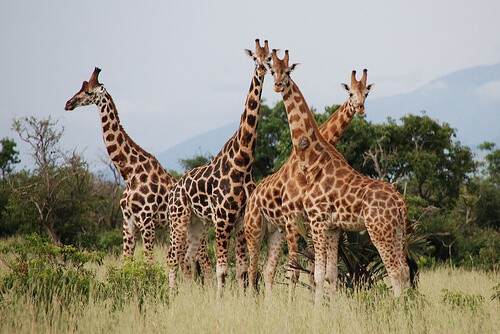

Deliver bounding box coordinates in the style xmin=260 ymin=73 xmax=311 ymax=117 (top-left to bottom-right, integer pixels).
xmin=96 ymin=91 xmax=150 ymax=182
xmin=319 ymin=100 xmax=356 ymax=146
xmin=224 ymin=67 xmax=265 ymax=170
xmin=281 ymin=78 xmax=330 ymax=168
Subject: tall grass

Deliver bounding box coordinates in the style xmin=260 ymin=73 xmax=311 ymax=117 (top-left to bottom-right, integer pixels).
xmin=1 ymin=242 xmax=499 ymax=334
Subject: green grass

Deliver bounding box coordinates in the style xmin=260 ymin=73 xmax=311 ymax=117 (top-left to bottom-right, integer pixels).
xmin=0 ymin=242 xmax=499 ymax=334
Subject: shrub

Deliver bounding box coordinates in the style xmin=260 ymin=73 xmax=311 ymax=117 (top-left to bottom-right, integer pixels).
xmin=104 ymin=254 xmax=170 ymax=312
xmin=0 ymin=234 xmax=105 ymax=313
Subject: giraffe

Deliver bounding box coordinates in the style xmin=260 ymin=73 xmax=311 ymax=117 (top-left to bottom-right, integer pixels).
xmin=265 ymin=49 xmax=411 ymax=305
xmin=166 ymin=39 xmax=272 ymax=297
xmin=243 ymin=68 xmax=373 ymax=296
xmin=64 ymin=68 xmax=212 ymax=278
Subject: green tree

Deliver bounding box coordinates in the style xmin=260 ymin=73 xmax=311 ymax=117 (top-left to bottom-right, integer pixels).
xmin=473 ymin=143 xmax=500 ymax=231
xmin=0 ymin=138 xmax=20 ymax=179
xmin=0 ymin=138 xmax=20 ymax=236
xmin=478 ymin=142 xmax=500 ymax=186
xmin=178 ymin=149 xmax=214 ymax=172
xmin=338 ymin=112 xmax=476 ymax=208
xmin=6 ymin=116 xmax=118 ymax=247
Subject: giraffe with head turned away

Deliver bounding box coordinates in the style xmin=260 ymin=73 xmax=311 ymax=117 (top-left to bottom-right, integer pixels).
xmin=166 ymin=39 xmax=272 ymax=297
xmin=264 ymin=49 xmax=412 ymax=305
xmin=65 ymin=69 xmax=212 ymax=279
xmin=243 ymin=67 xmax=373 ymax=297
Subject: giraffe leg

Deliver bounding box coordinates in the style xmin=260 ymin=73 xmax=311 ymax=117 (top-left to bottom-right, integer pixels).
xmin=196 ymin=237 xmax=213 ymax=286
xmin=262 ymin=226 xmax=286 ymax=296
xmin=285 ymin=220 xmax=301 ymax=302
xmin=310 ymin=223 xmax=328 ymax=306
xmin=368 ymin=220 xmax=409 ymax=297
xmin=139 ymin=215 xmax=155 ymax=264
xmin=166 ymin=214 xmax=190 ymax=289
xmin=325 ymin=228 xmax=341 ymax=303
xmin=214 ymin=216 xmax=235 ymax=298
xmin=122 ymin=213 xmax=138 ymax=261
xmin=182 ymin=219 xmax=209 ymax=283
xmin=245 ymin=210 xmax=265 ymax=293
xmin=234 ymin=215 xmax=248 ymax=292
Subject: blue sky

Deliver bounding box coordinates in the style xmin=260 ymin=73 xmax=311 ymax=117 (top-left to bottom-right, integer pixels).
xmin=1 ymin=1 xmax=499 ymax=170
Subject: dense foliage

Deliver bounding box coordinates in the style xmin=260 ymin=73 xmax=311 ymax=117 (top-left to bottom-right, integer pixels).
xmin=0 ymin=117 xmax=123 ymax=251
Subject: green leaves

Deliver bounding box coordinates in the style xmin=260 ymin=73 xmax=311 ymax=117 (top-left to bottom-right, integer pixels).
xmin=0 ymin=138 xmax=20 ymax=179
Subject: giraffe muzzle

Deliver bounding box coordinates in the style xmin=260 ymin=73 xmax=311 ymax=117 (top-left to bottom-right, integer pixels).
xmin=65 ymin=100 xmax=76 ymax=111
xmin=274 ymin=83 xmax=284 ymax=93
xmin=355 ymin=105 xmax=365 ymax=115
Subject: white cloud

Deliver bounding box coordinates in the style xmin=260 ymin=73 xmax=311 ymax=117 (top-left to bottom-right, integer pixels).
xmin=475 ymin=80 xmax=500 ymax=101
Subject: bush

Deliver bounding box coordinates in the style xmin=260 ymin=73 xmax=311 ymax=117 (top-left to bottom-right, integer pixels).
xmin=0 ymin=234 xmax=105 ymax=313
xmin=104 ymin=255 xmax=170 ymax=311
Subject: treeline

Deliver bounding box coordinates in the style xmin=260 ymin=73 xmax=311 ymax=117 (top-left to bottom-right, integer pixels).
xmin=1 ymin=102 xmax=499 ymax=271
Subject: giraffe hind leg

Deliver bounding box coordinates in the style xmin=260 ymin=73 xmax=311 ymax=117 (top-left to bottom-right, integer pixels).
xmin=263 ymin=226 xmax=286 ymax=296
xmin=122 ymin=213 xmax=138 ymax=261
xmin=139 ymin=214 xmax=156 ymax=263
xmin=182 ymin=219 xmax=210 ymax=284
xmin=368 ymin=221 xmax=409 ymax=297
xmin=234 ymin=215 xmax=248 ymax=292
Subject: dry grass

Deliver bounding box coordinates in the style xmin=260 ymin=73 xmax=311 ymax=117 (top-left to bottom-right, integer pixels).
xmin=1 ymin=244 xmax=499 ymax=334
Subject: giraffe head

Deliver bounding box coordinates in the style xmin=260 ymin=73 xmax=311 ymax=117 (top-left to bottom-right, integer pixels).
xmin=65 ymin=67 xmax=106 ymax=111
xmin=340 ymin=69 xmax=374 ymax=115
xmin=266 ymin=49 xmax=300 ymax=93
xmin=244 ymin=39 xmax=272 ymax=76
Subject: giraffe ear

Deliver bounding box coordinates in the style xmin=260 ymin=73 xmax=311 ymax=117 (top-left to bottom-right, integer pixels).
xmin=341 ymin=83 xmax=350 ymax=91
xmin=244 ymin=49 xmax=254 ymax=59
xmin=289 ymin=63 xmax=300 ymax=72
xmin=366 ymin=83 xmax=375 ymax=91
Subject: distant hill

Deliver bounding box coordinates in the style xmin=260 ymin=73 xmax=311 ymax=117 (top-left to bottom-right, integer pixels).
xmin=156 ymin=121 xmax=239 ymax=173
xmin=366 ymin=62 xmax=500 ymax=149
xmin=157 ymin=63 xmax=500 ymax=173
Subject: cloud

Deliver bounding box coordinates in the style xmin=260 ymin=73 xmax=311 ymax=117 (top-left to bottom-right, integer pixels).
xmin=475 ymin=80 xmax=500 ymax=101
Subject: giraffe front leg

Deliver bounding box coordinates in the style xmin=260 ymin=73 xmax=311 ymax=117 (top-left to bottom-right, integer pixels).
xmin=245 ymin=212 xmax=265 ymax=293
xmin=285 ymin=220 xmax=301 ymax=303
xmin=326 ymin=228 xmax=341 ymax=304
xmin=310 ymin=223 xmax=328 ymax=307
xmin=214 ymin=217 xmax=234 ymax=299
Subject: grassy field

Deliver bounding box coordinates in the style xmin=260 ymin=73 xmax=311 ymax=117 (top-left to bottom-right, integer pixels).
xmin=0 ymin=243 xmax=499 ymax=334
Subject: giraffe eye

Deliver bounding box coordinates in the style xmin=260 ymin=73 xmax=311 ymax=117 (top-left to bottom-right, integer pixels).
xmin=349 ymin=93 xmax=353 ymax=97
xmin=85 ymin=91 xmax=93 ymax=96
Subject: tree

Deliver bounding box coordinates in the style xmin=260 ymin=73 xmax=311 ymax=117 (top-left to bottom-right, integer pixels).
xmin=253 ymin=101 xmax=289 ymax=180
xmin=0 ymin=138 xmax=20 ymax=179
xmin=479 ymin=142 xmax=500 ymax=186
xmin=178 ymin=149 xmax=214 ymax=172
xmin=8 ymin=116 xmax=89 ymax=245
xmin=473 ymin=143 xmax=500 ymax=230
xmin=0 ymin=138 xmax=20 ymax=236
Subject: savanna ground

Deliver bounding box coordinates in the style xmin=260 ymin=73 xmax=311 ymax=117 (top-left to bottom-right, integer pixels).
xmin=0 ymin=239 xmax=498 ymax=334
